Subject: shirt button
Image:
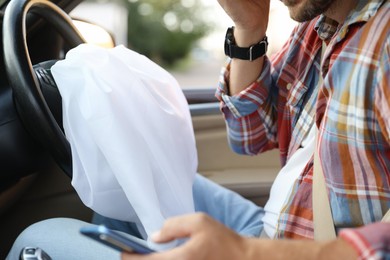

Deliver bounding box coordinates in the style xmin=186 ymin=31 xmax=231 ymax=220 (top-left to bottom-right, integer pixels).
xmin=286 ymin=83 xmax=292 ymax=90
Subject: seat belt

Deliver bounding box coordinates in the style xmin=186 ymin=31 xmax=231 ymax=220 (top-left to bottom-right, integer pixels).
xmin=312 ymin=41 xmax=336 ymax=241
xmin=313 ymin=42 xmax=390 ymax=241
xmin=313 ymin=128 xmax=337 ymax=240
xmin=383 ymin=210 xmax=390 ymax=222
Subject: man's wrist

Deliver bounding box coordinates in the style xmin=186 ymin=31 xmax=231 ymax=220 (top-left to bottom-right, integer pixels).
xmin=224 ymin=27 xmax=268 ymax=61
xmin=233 ymin=27 xmax=266 ymax=47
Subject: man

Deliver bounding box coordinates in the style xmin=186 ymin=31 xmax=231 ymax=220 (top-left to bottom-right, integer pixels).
xmin=6 ymin=0 xmax=390 ymax=259
xmin=122 ymin=0 xmax=390 ymax=258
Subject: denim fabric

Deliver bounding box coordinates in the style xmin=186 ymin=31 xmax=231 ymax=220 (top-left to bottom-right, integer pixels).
xmin=7 ymin=175 xmax=264 ymax=259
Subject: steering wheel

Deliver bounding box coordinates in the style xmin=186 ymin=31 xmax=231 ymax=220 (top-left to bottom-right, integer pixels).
xmin=3 ymin=0 xmax=86 ymax=177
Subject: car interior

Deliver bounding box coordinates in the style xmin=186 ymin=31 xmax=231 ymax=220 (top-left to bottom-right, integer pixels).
xmin=0 ymin=0 xmax=280 ymax=257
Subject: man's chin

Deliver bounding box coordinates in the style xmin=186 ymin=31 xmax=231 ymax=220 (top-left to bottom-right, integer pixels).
xmin=289 ymin=10 xmax=320 ymax=22
xmin=285 ymin=0 xmax=334 ymax=22
xmin=282 ymin=0 xmax=302 ymax=8
xmin=286 ymin=2 xmax=325 ymax=22
xmin=282 ymin=0 xmax=309 ymax=22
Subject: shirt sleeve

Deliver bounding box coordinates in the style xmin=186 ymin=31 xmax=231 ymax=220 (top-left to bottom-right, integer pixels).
xmin=215 ymin=57 xmax=277 ymax=155
xmin=339 ymin=222 xmax=390 ymax=259
xmin=214 ymin=27 xmax=297 ymax=156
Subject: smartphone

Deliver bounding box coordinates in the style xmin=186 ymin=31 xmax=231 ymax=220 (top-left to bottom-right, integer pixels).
xmin=80 ymin=225 xmax=155 ymax=254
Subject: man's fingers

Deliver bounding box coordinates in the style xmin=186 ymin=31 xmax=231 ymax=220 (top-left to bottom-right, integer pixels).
xmin=152 ymin=213 xmax=212 ymax=243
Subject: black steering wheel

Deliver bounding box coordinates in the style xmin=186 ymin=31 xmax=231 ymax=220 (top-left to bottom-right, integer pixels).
xmin=3 ymin=0 xmax=86 ymax=177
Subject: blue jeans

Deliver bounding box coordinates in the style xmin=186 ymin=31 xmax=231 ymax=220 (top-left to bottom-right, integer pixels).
xmin=7 ymin=174 xmax=264 ymax=260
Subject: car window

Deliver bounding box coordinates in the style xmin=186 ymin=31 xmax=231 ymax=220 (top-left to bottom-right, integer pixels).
xmin=70 ymin=0 xmax=296 ymax=90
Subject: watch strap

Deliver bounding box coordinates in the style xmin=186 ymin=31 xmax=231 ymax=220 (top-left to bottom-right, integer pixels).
xmin=224 ymin=27 xmax=268 ymax=61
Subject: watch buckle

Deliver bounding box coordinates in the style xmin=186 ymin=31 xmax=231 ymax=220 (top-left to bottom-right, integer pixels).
xmin=249 ymin=45 xmax=255 ymax=61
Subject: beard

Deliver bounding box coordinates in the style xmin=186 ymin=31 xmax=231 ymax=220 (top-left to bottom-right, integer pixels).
xmin=283 ymin=0 xmax=334 ymax=22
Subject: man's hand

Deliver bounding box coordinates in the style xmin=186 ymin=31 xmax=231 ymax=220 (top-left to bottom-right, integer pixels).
xmin=121 ymin=213 xmax=358 ymax=260
xmin=121 ymin=213 xmax=249 ymax=260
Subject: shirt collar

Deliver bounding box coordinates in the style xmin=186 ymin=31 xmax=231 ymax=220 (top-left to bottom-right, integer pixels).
xmin=314 ymin=0 xmax=386 ymax=41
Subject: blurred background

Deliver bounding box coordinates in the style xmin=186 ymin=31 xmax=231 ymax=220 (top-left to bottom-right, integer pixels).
xmin=70 ymin=0 xmax=297 ymax=89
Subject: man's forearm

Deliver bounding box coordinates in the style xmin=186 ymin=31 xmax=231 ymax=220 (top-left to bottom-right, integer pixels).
xmin=243 ymin=237 xmax=358 ymax=260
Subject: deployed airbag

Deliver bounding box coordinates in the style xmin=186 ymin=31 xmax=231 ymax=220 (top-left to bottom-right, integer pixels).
xmin=51 ymin=44 xmax=197 ymax=239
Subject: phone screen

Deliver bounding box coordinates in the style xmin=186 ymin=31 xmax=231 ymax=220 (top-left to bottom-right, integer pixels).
xmin=80 ymin=225 xmax=155 ymax=254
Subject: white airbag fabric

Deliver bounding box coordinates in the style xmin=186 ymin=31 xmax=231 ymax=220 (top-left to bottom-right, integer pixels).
xmin=51 ymin=44 xmax=197 ymax=238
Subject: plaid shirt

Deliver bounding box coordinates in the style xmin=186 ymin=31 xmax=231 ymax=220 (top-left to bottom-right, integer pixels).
xmin=216 ymin=0 xmax=390 ymax=252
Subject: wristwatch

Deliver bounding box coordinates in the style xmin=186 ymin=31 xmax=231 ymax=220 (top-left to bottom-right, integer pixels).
xmin=224 ymin=27 xmax=268 ymax=61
